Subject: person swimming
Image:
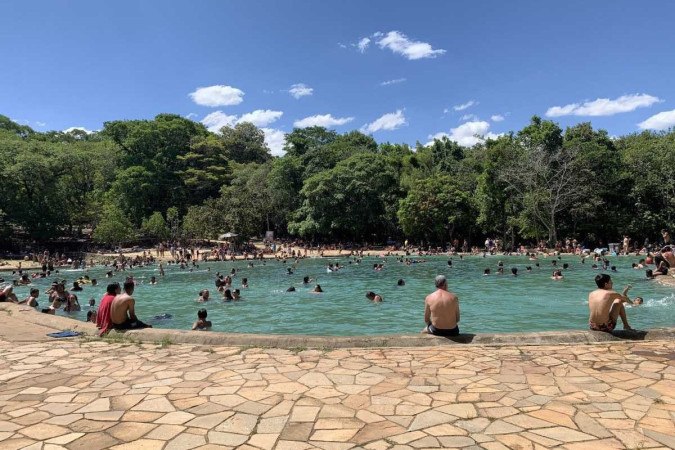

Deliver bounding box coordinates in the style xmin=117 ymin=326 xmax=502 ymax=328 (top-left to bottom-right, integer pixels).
xmin=197 ymin=289 xmax=210 ymax=302
xmin=366 ymin=291 xmax=383 ymax=302
xmin=192 ymin=309 xmax=212 ymax=330
xmin=312 ymin=284 xmax=323 ymax=293
xmin=397 ymin=279 xmax=405 ymax=286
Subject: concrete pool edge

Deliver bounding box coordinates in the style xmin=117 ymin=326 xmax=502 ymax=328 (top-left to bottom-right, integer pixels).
xmin=2 ymin=303 xmax=674 ymax=348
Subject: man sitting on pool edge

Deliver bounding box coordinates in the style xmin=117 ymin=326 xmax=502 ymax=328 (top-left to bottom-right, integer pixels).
xmin=588 ymin=274 xmax=633 ymax=332
xmin=421 ymin=275 xmax=460 ymax=337
xmin=110 ymin=281 xmax=152 ymax=331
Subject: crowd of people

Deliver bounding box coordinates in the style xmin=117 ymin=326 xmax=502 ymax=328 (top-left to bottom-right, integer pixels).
xmin=1 ymin=232 xmax=673 ymax=338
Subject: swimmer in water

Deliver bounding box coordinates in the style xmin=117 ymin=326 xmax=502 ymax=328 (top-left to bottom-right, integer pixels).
xmin=484 ymin=268 xmax=491 ymax=275
xmin=312 ymin=284 xmax=323 ymax=293
xmin=233 ymin=289 xmax=241 ymax=300
xmin=192 ymin=309 xmax=212 ymax=330
xmin=150 ymin=276 xmax=157 ymax=285
xmin=197 ymin=289 xmax=210 ymax=302
xmin=397 ymin=279 xmax=405 ymax=286
xmin=223 ymin=289 xmax=234 ymax=301
xmin=366 ymin=291 xmax=383 ymax=302
xmin=511 ymin=267 xmax=518 ymax=276
xmin=242 ymin=278 xmax=248 ymax=288
xmin=551 ymin=270 xmax=564 ymax=280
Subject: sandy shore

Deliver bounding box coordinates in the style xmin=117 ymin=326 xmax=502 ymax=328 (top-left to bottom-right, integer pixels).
xmin=0 ymin=247 xmax=409 ymax=271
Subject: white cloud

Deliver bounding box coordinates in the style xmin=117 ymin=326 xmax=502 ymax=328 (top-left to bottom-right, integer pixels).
xmin=638 ymin=109 xmax=675 ymax=130
xmin=262 ymin=128 xmax=286 ymax=156
xmin=442 ymin=108 xmax=449 ymax=114
xmin=460 ymin=114 xmax=478 ymax=122
xmin=185 ymin=113 xmax=198 ymax=119
xmin=357 ymin=37 xmax=370 ymax=53
xmin=453 ymin=100 xmax=477 ymax=111
xmin=427 ymin=120 xmax=501 ymax=147
xmin=289 ymin=83 xmax=313 ymax=99
xmin=375 ymin=31 xmax=445 ymax=60
xmin=294 ymin=114 xmax=354 ymax=128
xmin=63 ymin=126 xmax=93 ymax=134
xmin=35 ymin=121 xmax=47 ymax=127
xmin=189 ymin=85 xmax=244 ymax=107
xmin=361 ymin=110 xmax=407 ymax=133
xmin=491 ymin=114 xmax=505 ymax=122
xmin=237 ymin=110 xmax=283 ymax=127
xmin=201 ymin=110 xmax=283 ymax=132
xmin=338 ymin=42 xmax=348 ymax=49
xmin=201 ymin=111 xmax=237 ymax=132
xmin=546 ymin=93 xmax=661 ymax=117
xmin=380 ymin=78 xmax=406 ymax=86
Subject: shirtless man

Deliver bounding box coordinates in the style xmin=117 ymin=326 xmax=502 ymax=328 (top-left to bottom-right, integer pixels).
xmin=421 ymin=275 xmax=460 ymax=336
xmin=110 ymin=281 xmax=152 ymax=330
xmin=588 ymin=274 xmax=632 ymax=332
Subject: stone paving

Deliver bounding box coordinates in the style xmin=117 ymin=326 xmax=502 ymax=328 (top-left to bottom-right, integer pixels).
xmin=0 ymin=338 xmax=673 ymax=450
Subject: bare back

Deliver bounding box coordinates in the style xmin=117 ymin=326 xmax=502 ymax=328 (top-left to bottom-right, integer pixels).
xmin=588 ymin=289 xmax=619 ymax=325
xmin=111 ymin=293 xmax=136 ymax=325
xmin=425 ymin=289 xmax=459 ymax=329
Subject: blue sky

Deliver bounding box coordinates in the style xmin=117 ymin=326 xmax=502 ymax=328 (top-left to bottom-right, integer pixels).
xmin=2 ymin=0 xmax=675 ymax=154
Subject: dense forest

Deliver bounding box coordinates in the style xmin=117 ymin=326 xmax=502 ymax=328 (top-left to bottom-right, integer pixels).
xmin=0 ymin=113 xmax=673 ymax=249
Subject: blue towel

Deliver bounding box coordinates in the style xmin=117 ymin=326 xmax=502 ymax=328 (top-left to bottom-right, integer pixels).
xmin=47 ymin=330 xmax=82 ymax=338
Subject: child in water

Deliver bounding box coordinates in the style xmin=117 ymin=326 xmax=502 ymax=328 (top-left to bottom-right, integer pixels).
xmin=192 ymin=309 xmax=212 ymax=330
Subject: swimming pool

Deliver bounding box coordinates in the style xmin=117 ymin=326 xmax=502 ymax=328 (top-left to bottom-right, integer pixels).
xmin=6 ymin=255 xmax=674 ymax=335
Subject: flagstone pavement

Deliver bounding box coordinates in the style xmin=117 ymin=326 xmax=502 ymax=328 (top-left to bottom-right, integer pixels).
xmin=0 ymin=338 xmax=673 ymax=450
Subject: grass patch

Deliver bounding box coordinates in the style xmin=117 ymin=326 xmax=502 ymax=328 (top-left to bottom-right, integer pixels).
xmin=289 ymin=346 xmax=308 ymax=354
xmin=157 ymin=336 xmax=173 ymax=348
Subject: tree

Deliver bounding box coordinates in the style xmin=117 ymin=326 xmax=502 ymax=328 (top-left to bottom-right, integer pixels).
xmin=289 ymin=153 xmax=401 ymax=241
xmin=181 ymin=200 xmax=226 ymax=240
xmin=220 ymin=122 xmax=271 ymax=163
xmin=217 ymin=163 xmax=273 ymax=238
xmin=267 ymin=156 xmax=304 ymax=233
xmin=108 ymin=166 xmax=162 ymax=226
xmin=616 ymin=130 xmax=675 ymax=239
xmin=472 ymin=135 xmax=523 ymax=246
xmin=93 ymin=204 xmax=136 ymax=246
xmin=177 ymin=134 xmax=231 ymax=203
xmin=2 ymin=145 xmax=65 ymax=239
xmin=398 ymin=176 xmax=473 ymax=244
xmin=141 ymin=212 xmax=169 ymax=241
xmin=283 ymin=126 xmax=338 ymax=157
xmin=497 ymin=143 xmax=593 ymax=244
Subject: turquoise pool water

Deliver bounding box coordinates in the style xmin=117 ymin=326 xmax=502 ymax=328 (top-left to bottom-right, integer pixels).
xmin=6 ymin=255 xmax=674 ymax=335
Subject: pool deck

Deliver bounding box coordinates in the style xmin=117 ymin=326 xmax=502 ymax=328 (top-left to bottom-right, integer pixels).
xmin=1 ymin=305 xmax=674 ymax=450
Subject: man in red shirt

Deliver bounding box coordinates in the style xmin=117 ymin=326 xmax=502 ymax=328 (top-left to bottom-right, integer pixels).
xmin=96 ymin=283 xmax=121 ymax=336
